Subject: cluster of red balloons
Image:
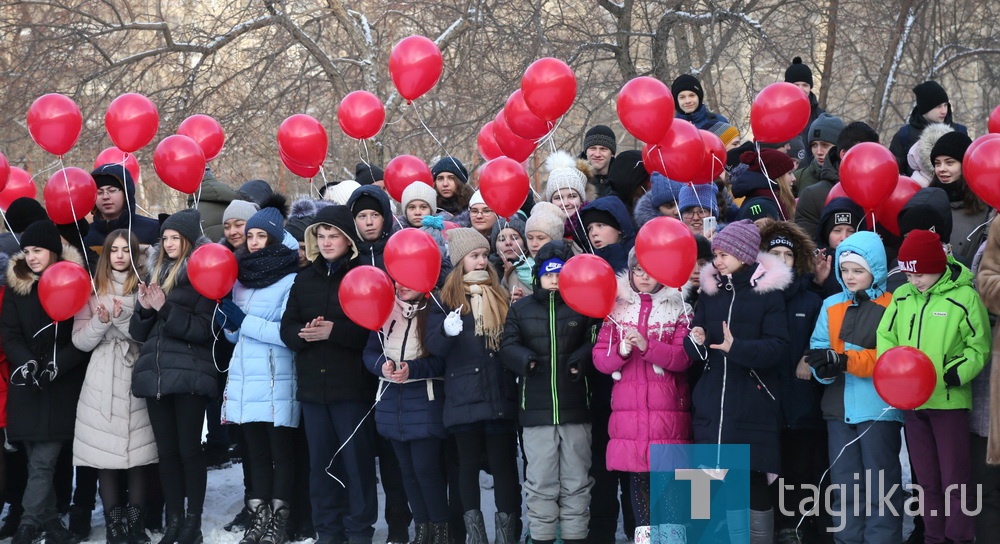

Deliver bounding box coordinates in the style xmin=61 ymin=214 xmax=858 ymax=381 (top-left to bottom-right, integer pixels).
xmin=873 ymin=346 xmax=936 ymax=410
xmin=277 ymin=114 xmax=328 ymax=179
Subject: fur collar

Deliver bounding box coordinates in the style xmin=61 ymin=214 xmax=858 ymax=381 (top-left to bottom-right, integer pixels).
xmin=614 ymin=270 xmax=689 ymax=306
xmin=698 ymin=251 xmax=793 ymax=296
xmin=6 ymin=244 xmax=86 ymax=296
xmin=145 ymin=236 xmax=212 ymax=286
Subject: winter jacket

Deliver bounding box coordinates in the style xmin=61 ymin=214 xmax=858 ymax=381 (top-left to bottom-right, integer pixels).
xmin=346 ymin=185 xmax=398 ymax=270
xmin=809 ymin=232 xmax=903 ymax=424
xmin=426 ymin=297 xmax=518 ymax=430
xmin=502 ymin=287 xmax=598 ymax=428
xmin=794 ymin=160 xmax=822 ymax=196
xmin=130 ymin=238 xmax=220 ymax=399
xmin=889 ymin=107 xmax=968 ymax=176
xmin=731 ymin=168 xmax=788 ymax=220
xmin=72 ymin=270 xmax=158 ymax=469
xmin=682 ymin=252 xmax=792 ymax=474
xmin=927 ymin=178 xmax=993 ymax=266
xmin=188 ymin=170 xmax=238 ymax=241
xmin=223 ymin=236 xmax=300 ymax=427
xmin=592 ymin=273 xmax=694 ymax=473
xmin=797 ymin=93 xmax=825 ymax=166
xmin=86 ymin=164 xmax=161 ymax=251
xmin=974 ymin=218 xmax=1000 ymax=462
xmin=280 ymin=206 xmax=375 ymax=404
xmin=778 ymin=274 xmax=825 ymax=429
xmin=2 ymin=245 xmax=90 ymax=442
xmin=577 ymin=196 xmax=636 ymax=273
xmin=793 ymin=156 xmax=840 ymax=240
xmin=363 ymin=297 xmax=446 ymax=441
xmin=0 ymin=253 xmax=11 ymax=429
xmin=877 ymin=256 xmax=990 ymax=410
xmin=676 ymin=104 xmax=729 ymax=131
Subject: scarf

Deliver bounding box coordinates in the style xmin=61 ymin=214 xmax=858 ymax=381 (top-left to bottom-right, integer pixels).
xmin=237 ymin=243 xmax=300 ymax=288
xmin=463 ymin=270 xmax=507 ymax=351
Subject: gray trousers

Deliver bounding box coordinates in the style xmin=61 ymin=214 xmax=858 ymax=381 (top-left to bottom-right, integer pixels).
xmin=23 ymin=441 xmax=64 ymax=528
xmin=522 ymin=423 xmax=594 ymax=540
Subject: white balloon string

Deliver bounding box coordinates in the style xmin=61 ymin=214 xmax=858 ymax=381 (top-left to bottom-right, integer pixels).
xmin=57 ymin=158 xmax=97 ymax=296
xmin=0 ymin=208 xmax=17 ymax=243
xmin=412 ymin=103 xmax=457 ymax=168
xmin=211 ymin=302 xmax=231 ymax=373
xmin=117 ymin=153 xmax=143 ymax=279
xmin=324 ymin=398 xmax=378 ymax=489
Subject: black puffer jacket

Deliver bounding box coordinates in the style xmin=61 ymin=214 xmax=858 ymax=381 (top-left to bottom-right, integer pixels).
xmin=2 ymin=245 xmax=90 ymax=442
xmin=279 ymin=205 xmax=375 ymax=404
xmin=346 ymin=185 xmax=399 ymax=271
xmin=501 ymin=241 xmax=598 ymax=427
xmin=130 ymin=238 xmax=220 ymax=399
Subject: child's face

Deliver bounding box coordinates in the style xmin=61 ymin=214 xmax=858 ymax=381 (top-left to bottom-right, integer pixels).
xmin=905 ymin=272 xmax=943 ymax=293
xmin=551 ymin=188 xmax=582 ymax=218
xmin=713 ymin=250 xmax=743 ymax=276
xmin=631 ymin=264 xmax=659 ymax=293
xmin=658 ymin=201 xmax=679 ymax=219
xmin=933 ymin=156 xmax=962 ymax=184
xmin=768 ymin=247 xmax=795 ymax=269
xmin=828 ymin=224 xmax=855 ymax=249
xmin=526 ymin=231 xmax=552 ymax=258
xmin=496 ymin=228 xmax=525 ymax=261
xmin=587 ymin=222 xmax=621 ymax=249
xmin=811 ymin=141 xmax=835 ymax=166
xmin=540 ymin=272 xmax=559 ymax=291
xmin=406 ymin=200 xmax=432 ymax=227
xmin=839 ymin=263 xmax=873 ymax=293
xmin=689 ymin=258 xmax=708 ymax=287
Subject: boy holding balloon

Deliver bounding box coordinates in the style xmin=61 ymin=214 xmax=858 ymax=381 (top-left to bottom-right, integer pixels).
xmin=877 ymin=229 xmax=990 ymax=544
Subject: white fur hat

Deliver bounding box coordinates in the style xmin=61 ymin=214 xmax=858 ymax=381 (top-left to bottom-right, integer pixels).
xmin=543 ymin=151 xmax=588 ymax=203
xmin=323 ymin=180 xmax=361 ymax=205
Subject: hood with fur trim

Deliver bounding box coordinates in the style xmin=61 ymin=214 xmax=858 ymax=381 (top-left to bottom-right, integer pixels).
xmin=7 ymin=243 xmax=86 ymax=296
xmin=912 ymin=123 xmax=954 ymax=182
xmin=698 ymin=250 xmax=793 ymax=296
xmin=757 ymin=220 xmax=816 ymax=276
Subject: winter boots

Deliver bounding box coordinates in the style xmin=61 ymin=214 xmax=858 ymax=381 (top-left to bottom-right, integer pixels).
xmin=240 ymin=499 xmax=272 ymax=544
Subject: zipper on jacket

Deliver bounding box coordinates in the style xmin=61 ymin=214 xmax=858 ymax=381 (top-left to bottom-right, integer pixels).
xmin=915 ymin=295 xmax=931 ymax=349
xmin=717 ymin=275 xmax=736 ymax=449
xmin=549 ymin=291 xmax=559 ymax=425
xmin=750 ymin=369 xmax=776 ymax=401
xmin=399 ymin=318 xmax=414 ymax=440
xmin=908 ymin=315 xmax=916 ymax=341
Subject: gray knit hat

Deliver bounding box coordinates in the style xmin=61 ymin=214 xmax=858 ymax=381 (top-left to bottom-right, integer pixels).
xmin=447 ymin=228 xmax=490 ymax=267
xmin=161 ymin=208 xmax=203 ymax=244
xmin=402 ymin=182 xmax=439 ymax=213
xmin=223 ymin=200 xmax=259 ymax=224
xmin=525 ymin=202 xmax=565 ymax=242
xmin=712 ymin=219 xmax=761 ymax=265
xmin=807 ymin=113 xmax=845 ymax=145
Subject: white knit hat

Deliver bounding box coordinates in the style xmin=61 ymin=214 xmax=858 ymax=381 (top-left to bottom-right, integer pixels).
xmin=525 ymin=201 xmax=566 ymax=241
xmin=469 ymin=190 xmax=486 ymax=208
xmin=401 ymin=181 xmax=438 ymax=212
xmin=323 ymin=180 xmax=361 ymax=205
xmin=543 ymin=151 xmax=588 ymax=203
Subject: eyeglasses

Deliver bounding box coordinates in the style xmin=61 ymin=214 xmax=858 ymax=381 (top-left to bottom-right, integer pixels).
xmin=631 ymin=266 xmax=649 ymax=278
xmin=470 ymin=208 xmax=494 ymax=217
xmin=97 ymin=187 xmax=122 ymax=197
xmin=682 ymin=208 xmax=709 ymax=219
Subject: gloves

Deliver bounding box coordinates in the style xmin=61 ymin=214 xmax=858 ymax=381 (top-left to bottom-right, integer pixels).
xmin=805 ymin=349 xmax=847 ymax=379
xmin=38 ymin=361 xmax=58 ymax=384
xmin=12 ymin=360 xmax=40 ymax=387
xmin=219 ymin=300 xmax=246 ymax=330
xmin=443 ymin=309 xmax=463 ymax=337
xmin=944 ymin=361 xmax=963 ymax=388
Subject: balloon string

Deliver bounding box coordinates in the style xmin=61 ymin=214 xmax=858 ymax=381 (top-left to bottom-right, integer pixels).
xmin=411 ymin=102 xmax=457 ymax=168
xmin=538 ymin=117 xmax=563 ymax=152
xmin=359 ymin=139 xmax=373 ymax=171
xmin=0 ymin=208 xmax=18 ymax=244
xmin=32 ymin=321 xmax=55 ymax=338
xmin=309 ymin=177 xmax=322 ymax=200
xmin=754 ymin=141 xmax=788 ymax=222
xmin=383 ymin=101 xmax=411 ymax=127
xmin=57 ymin=158 xmax=98 ymax=297
xmin=117 ymin=153 xmax=143 ymax=280
xmin=324 ymin=396 xmax=378 ymax=489
xmin=211 ymin=302 xmax=231 ymax=373
xmin=35 ymin=158 xmax=62 ymax=179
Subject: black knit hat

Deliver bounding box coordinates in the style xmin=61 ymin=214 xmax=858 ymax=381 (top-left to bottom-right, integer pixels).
xmin=431 ymin=157 xmax=468 ymax=184
xmin=351 ymin=194 xmax=383 ymax=217
xmin=582 ymin=125 xmax=617 ymax=155
xmin=285 ymin=214 xmax=312 ymax=243
xmin=694 ymin=234 xmax=712 ymax=262
xmin=913 ymin=81 xmax=949 ymax=116
xmin=930 ymin=131 xmax=972 ymax=164
xmin=784 ymin=57 xmax=813 ymax=88
xmin=19 ymin=220 xmax=62 ymax=255
xmin=580 ymin=207 xmax=621 ymax=232
xmin=238 ymin=179 xmax=274 ymax=207
xmin=354 ymin=162 xmax=384 ymax=186
xmin=160 ymin=208 xmax=203 ymax=245
xmin=6 ymin=197 xmax=47 ymax=233
xmin=671 ymin=74 xmax=704 ymax=109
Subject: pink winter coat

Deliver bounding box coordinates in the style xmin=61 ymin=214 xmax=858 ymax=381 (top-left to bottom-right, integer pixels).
xmin=593 ymin=273 xmax=694 ymax=473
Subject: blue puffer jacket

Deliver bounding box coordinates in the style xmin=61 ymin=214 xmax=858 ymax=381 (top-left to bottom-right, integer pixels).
xmin=222 ymin=233 xmax=300 ymax=428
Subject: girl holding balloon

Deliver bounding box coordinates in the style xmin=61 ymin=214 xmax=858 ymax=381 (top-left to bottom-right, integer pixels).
xmin=1 ymin=221 xmax=91 ymax=544
xmin=129 ymin=209 xmax=219 ymax=544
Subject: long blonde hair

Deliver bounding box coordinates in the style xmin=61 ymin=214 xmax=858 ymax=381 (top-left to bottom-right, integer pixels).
xmin=439 ymin=263 xmax=507 ymax=316
xmin=150 ymin=233 xmax=192 ymax=294
xmin=95 ymin=229 xmax=143 ymax=296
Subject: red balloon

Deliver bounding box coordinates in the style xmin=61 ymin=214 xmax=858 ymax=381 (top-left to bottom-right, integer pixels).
xmin=479 ymin=158 xmax=529 ymax=218
xmin=188 ymin=243 xmax=238 ymax=301
xmin=0 ymin=152 xmax=9 ymax=193
xmin=178 ymin=114 xmax=226 ymax=162
xmin=839 ymin=142 xmax=898 ymax=210
xmin=153 ymin=135 xmax=207 ymax=194
xmin=389 ymin=35 xmax=443 ymax=102
xmin=443 ymin=221 xmax=460 ymax=231
xmin=750 ymin=82 xmax=811 ymax=144
xmin=106 ymin=93 xmax=160 ymax=153
xmin=38 ymin=261 xmax=91 ymax=322
xmin=693 ymin=130 xmax=727 ymax=184
xmin=492 ymin=112 xmax=536 ymax=163
xmin=559 ymin=254 xmax=616 ymax=318
xmin=641 ymin=143 xmax=667 ymax=176
xmin=521 ymin=57 xmax=577 ymax=122
xmin=874 ymin=176 xmax=920 ymax=236
xmin=477 ymin=122 xmax=504 ymax=161
xmin=339 ymin=266 xmax=395 ymax=331
xmin=656 ymin=120 xmax=705 ymax=183
xmin=384 ymin=229 xmax=441 ymax=293
xmin=277 ymin=114 xmax=328 ymax=168
xmin=44 ymin=167 xmax=97 ymax=225
xmin=0 ymin=168 xmax=37 ymax=211
xmin=965 ymin=133 xmax=1000 ymax=161
xmin=504 ymin=89 xmax=551 ymax=140
xmin=873 ymin=346 xmax=937 ymax=410
xmin=824 ymin=182 xmax=848 ymax=205
xmin=617 ymin=77 xmax=675 ymax=143
xmin=990 ymin=105 xmax=1000 ymax=134
xmin=279 ymin=148 xmax=320 ymax=179
xmin=384 ymin=155 xmax=433 ymax=203
xmin=94 ymin=147 xmax=140 ymax=182
xmin=635 ymin=217 xmax=697 ymax=289
xmin=337 ymin=91 xmax=385 ymax=140
xmin=964 ymin=137 xmax=1000 ymax=209
xmin=27 ymin=94 xmax=83 ymax=157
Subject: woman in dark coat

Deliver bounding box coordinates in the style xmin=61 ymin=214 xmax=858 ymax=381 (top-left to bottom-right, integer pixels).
xmin=129 ymin=209 xmax=218 ymax=544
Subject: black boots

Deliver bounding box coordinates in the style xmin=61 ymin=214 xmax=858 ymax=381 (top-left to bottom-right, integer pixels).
xmin=462 ymin=511 xmax=486 ymax=544
xmin=260 ymin=499 xmax=290 ymax=544
xmin=10 ymin=524 xmax=41 ymax=544
xmin=105 ymin=506 xmax=129 ymax=544
xmin=68 ymin=506 xmax=92 ymax=541
xmin=43 ymin=519 xmax=81 ymax=544
xmin=409 ymin=523 xmax=430 ymax=544
xmin=429 ymin=522 xmax=449 ymax=544
xmin=176 ymin=513 xmax=202 ymax=544
xmin=158 ymin=513 xmax=183 ymax=544
xmin=494 ymin=512 xmax=517 ymax=544
xmin=126 ymin=504 xmax=151 ymax=544
xmin=240 ymin=499 xmax=272 ymax=544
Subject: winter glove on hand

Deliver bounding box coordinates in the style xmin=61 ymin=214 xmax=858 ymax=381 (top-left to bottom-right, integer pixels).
xmin=219 ymin=300 xmax=246 ymax=329
xmin=38 ymin=361 xmax=58 ymax=384
xmin=944 ymin=364 xmax=962 ymax=388
xmin=806 ymin=349 xmax=847 ymax=379
xmin=12 ymin=360 xmax=40 ymax=387
xmin=443 ymin=309 xmax=464 ymax=337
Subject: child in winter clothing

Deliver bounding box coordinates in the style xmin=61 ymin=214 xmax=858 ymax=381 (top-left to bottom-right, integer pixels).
xmin=928 ymin=130 xmax=990 ymax=265
xmin=578 ymin=196 xmax=636 ymax=273
xmin=877 ymin=229 xmax=990 ymax=544
xmin=592 ymin=247 xmax=693 ymax=538
xmin=502 ymin=240 xmax=597 ymax=544
xmin=544 ymin=151 xmax=594 ymax=240
xmin=683 ymin=219 xmax=792 ymax=544
xmin=806 ymin=230 xmax=903 ymax=543
xmin=364 ymin=283 xmax=449 ymax=544
xmin=677 ymin=183 xmax=719 ymax=238
xmin=401 ymin=182 xmax=441 ymax=228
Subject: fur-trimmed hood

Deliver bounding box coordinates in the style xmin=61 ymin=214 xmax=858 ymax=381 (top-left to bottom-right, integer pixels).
xmin=614 ymin=269 xmax=690 ymax=307
xmin=911 ymin=122 xmax=954 ymax=183
xmin=698 ymin=251 xmax=793 ymax=296
xmin=145 ymin=236 xmax=213 ymax=287
xmin=757 ymin=220 xmax=816 ymax=276
xmin=6 ymin=243 xmax=86 ymax=296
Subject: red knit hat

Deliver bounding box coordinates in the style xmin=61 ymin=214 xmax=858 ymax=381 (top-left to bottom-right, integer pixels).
xmin=898 ymin=229 xmax=947 ymax=274
xmin=740 ymin=149 xmax=795 ymax=179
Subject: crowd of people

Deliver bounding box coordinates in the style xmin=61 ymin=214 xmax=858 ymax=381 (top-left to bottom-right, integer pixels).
xmin=0 ymin=57 xmax=996 ymax=544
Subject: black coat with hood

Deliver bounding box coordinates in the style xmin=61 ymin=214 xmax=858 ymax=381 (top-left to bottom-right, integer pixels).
xmin=501 ymin=241 xmax=599 ymax=427
xmin=345 ymin=185 xmax=398 ymax=271
xmin=279 ymin=205 xmax=376 ymax=404
xmin=86 ymin=164 xmax=161 ymax=249
xmin=2 ymin=244 xmax=90 ymax=442
xmin=130 ymin=237 xmax=220 ymax=399
xmin=889 ymin=106 xmax=968 ymax=176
